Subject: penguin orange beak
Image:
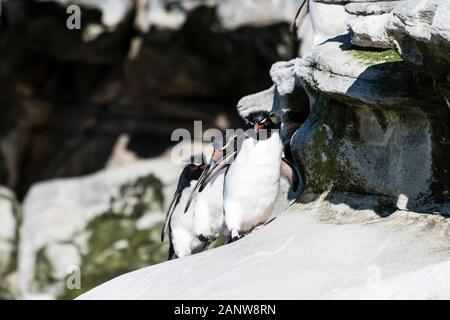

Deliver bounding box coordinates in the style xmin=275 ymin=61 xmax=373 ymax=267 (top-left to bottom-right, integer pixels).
xmin=254 ymin=123 xmax=262 ymax=133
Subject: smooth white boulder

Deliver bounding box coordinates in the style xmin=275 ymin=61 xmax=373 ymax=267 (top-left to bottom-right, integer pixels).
xmin=78 ymin=196 xmax=450 ymax=300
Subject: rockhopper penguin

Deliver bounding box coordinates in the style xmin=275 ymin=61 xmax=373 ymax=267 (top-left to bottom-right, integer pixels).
xmin=161 ymin=156 xmax=208 ymax=260
xmin=225 ymin=111 xmax=289 ymax=241
xmin=191 ymin=145 xmax=227 ymax=244
xmin=187 ymin=111 xmax=300 ymax=242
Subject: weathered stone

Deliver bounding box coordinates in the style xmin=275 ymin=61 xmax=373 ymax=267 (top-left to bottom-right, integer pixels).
xmin=349 ymin=13 xmax=393 ymax=49
xmin=315 ymin=0 xmax=400 ymax=3
xmin=0 ymin=0 xmax=296 ymax=197
xmin=68 ymin=0 xmax=450 ymax=301
xmin=292 ymin=33 xmax=449 ymax=211
xmin=19 ymin=154 xmax=181 ymax=299
xmin=345 ymin=1 xmax=403 ymax=16
xmin=216 ymin=0 xmax=299 ymax=30
xmin=291 ymin=96 xmax=434 ymax=207
xmin=295 ymin=36 xmax=415 ymax=107
xmin=18 ymin=140 xmax=302 ymax=299
xmin=308 ymin=0 xmax=354 ymax=46
xmin=0 ymin=187 xmax=19 ymax=298
xmin=4 ymin=0 xmax=134 ymax=63
xmin=237 ymin=0 xmax=450 ymax=214
xmin=77 ymin=193 xmax=450 ymax=299
xmin=237 ymin=58 xmax=310 ymax=151
xmin=386 ymin=0 xmax=450 ymax=77
xmin=137 ymin=0 xmax=300 ymax=32
xmin=237 ymin=86 xmax=276 ymax=119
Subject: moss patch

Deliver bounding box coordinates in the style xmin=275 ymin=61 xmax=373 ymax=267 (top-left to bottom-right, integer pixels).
xmin=0 ymin=188 xmax=22 ymax=299
xmin=350 ymin=49 xmax=403 ymax=65
xmin=34 ymin=247 xmax=56 ymax=291
xmin=300 ymin=97 xmax=365 ymax=193
xmin=59 ymin=174 xmax=168 ymax=300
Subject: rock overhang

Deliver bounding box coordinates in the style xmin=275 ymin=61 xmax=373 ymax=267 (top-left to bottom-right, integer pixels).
xmin=237 ymin=0 xmax=450 ymax=213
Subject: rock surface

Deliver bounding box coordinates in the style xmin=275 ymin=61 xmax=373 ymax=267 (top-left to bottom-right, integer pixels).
xmin=137 ymin=0 xmax=300 ymax=31
xmin=295 ymin=37 xmax=416 ymax=106
xmin=216 ymin=0 xmax=300 ymax=30
xmin=387 ymin=0 xmax=450 ymax=77
xmin=5 ymin=0 xmax=450 ymax=301
xmin=21 ymin=0 xmax=450 ymax=300
xmin=19 ymin=150 xmax=181 ymax=299
xmin=350 ymin=13 xmax=392 ymax=48
xmin=17 ymin=141 xmax=299 ymax=299
xmin=307 ymin=0 xmax=353 ymax=46
xmin=345 ymin=1 xmax=403 ymax=16
xmin=0 ymin=187 xmax=20 ymax=299
xmin=289 ymin=0 xmax=450 ymax=212
xmin=236 ymin=0 xmax=450 ymax=213
xmin=237 ymin=59 xmax=310 ymax=153
xmin=0 ymin=0 xmax=298 ymax=198
xmin=316 ymin=0 xmax=401 ymax=3
xmin=78 ymin=193 xmax=450 ymax=299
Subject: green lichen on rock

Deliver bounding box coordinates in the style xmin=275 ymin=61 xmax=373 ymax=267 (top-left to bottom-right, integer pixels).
xmin=34 ymin=247 xmax=56 ymax=291
xmin=350 ymin=49 xmax=403 ymax=65
xmin=0 ymin=287 xmax=13 ymax=300
xmin=59 ymin=174 xmax=168 ymax=300
xmin=372 ymin=108 xmax=388 ymax=131
xmin=0 ymin=188 xmax=22 ymax=299
xmin=298 ymin=96 xmax=365 ymax=194
xmin=113 ymin=175 xmax=165 ymax=218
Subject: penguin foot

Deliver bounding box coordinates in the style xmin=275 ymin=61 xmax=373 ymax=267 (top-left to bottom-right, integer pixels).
xmin=203 ymin=241 xmax=212 ymax=251
xmin=231 ymin=229 xmax=239 ymax=242
xmin=230 ymin=229 xmax=245 ymax=242
xmin=168 ymin=253 xmax=179 ymax=260
xmin=197 ymin=234 xmax=209 ymax=243
xmin=253 ymin=224 xmax=264 ymax=231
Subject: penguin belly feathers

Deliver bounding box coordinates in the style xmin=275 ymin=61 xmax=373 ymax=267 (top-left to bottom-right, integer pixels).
xmin=168 ymin=181 xmax=206 ymax=259
xmin=193 ymin=169 xmax=227 ymax=242
xmin=224 ymin=131 xmax=283 ymax=236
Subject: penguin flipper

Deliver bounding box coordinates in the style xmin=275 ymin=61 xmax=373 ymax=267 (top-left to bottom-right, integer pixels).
xmin=184 ymin=150 xmax=237 ymax=213
xmin=182 ymin=163 xmax=209 ymax=214
xmin=198 ymin=150 xmax=236 ymax=192
xmin=293 ymin=0 xmax=309 ymax=40
xmin=183 ymin=132 xmax=244 ymax=213
xmin=161 ymin=192 xmax=181 ymax=242
xmin=281 ymin=158 xmax=301 ymax=192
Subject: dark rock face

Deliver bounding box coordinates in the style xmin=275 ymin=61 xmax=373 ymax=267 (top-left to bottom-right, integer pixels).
xmin=19 ymin=165 xmax=173 ymax=299
xmin=0 ymin=0 xmax=296 ymax=198
xmin=387 ymin=0 xmax=450 ymax=76
xmin=291 ymin=0 xmax=450 ymax=212
xmin=4 ymin=0 xmax=134 ymax=63
xmin=242 ymin=0 xmax=450 ymax=213
xmin=0 ymin=187 xmax=20 ymax=299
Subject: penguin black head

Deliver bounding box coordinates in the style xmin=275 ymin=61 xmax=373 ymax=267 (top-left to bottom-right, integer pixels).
xmin=176 ymin=155 xmax=206 ymax=193
xmin=186 ymin=154 xmax=207 ymax=175
xmin=245 ymin=111 xmax=281 ymax=134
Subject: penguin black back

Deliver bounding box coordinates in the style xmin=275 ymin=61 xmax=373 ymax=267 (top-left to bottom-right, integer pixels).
xmin=161 ymin=156 xmax=206 ymax=243
xmin=175 ymin=160 xmax=205 ymax=195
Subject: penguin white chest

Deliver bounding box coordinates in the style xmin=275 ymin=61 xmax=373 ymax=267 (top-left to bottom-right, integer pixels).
xmin=193 ymin=171 xmax=225 ymax=239
xmin=224 ymin=133 xmax=283 ymax=232
xmin=170 ymin=182 xmax=204 ymax=258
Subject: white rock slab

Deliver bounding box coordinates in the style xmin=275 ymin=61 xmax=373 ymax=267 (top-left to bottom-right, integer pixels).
xmin=78 ymin=201 xmax=450 ymax=300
